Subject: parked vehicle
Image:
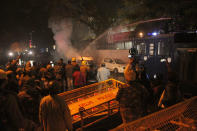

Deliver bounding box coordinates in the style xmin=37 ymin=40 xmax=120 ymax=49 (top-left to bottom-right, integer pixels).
xmin=103 ymin=58 xmax=126 ymax=73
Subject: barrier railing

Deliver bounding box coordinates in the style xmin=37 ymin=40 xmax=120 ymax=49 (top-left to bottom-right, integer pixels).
xmin=111 ymin=96 xmax=197 ymax=131
xmin=59 ymin=79 xmax=125 ymax=129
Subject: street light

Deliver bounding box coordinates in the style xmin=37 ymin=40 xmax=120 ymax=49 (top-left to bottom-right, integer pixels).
xmin=139 ymin=32 xmax=144 ymax=38
xmin=28 ymin=51 xmax=33 ymax=55
xmin=8 ymin=52 xmax=14 ymax=57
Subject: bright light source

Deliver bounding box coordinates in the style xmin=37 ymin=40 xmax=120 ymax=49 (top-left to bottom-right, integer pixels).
xmin=152 ymin=32 xmax=158 ymax=36
xmin=50 ymin=61 xmax=53 ymax=64
xmin=154 ymin=74 xmax=157 ymax=79
xmin=19 ymin=59 xmax=22 ymax=66
xmin=144 ymin=56 xmax=148 ymax=61
xmin=53 ymin=45 xmax=56 ymax=50
xmin=160 ymin=59 xmax=166 ymax=62
xmin=28 ymin=51 xmax=33 ymax=55
xmin=29 ymin=60 xmax=34 ymax=67
xmin=139 ymin=32 xmax=144 ymax=37
xmin=8 ymin=52 xmax=14 ymax=57
xmin=167 ymin=57 xmax=172 ymax=63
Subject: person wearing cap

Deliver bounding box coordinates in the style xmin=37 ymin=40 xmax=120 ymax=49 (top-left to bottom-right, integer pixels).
xmin=116 ymin=56 xmax=149 ymax=123
xmin=124 ymin=56 xmax=140 ymax=83
xmin=39 ymin=80 xmax=73 ymax=131
xmin=97 ymin=63 xmax=110 ymax=82
xmin=71 ymin=57 xmax=77 ymax=67
xmin=80 ymin=60 xmax=89 ymax=84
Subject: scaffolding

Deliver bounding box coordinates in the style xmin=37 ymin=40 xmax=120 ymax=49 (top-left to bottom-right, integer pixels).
xmin=111 ymin=96 xmax=197 ymax=131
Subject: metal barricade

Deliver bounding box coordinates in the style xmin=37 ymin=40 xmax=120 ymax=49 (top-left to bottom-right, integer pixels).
xmin=111 ymin=96 xmax=197 ymax=131
xmin=59 ymin=79 xmax=125 ymax=129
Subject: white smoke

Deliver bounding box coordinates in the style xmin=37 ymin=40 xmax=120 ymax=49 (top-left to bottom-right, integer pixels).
xmin=49 ymin=18 xmax=80 ymax=59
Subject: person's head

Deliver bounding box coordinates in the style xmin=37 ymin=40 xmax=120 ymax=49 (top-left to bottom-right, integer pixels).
xmin=57 ymin=60 xmax=62 ymax=65
xmin=101 ymin=63 xmax=105 ymax=67
xmin=0 ymin=69 xmax=8 ymax=89
xmin=72 ymin=57 xmax=76 ymax=62
xmin=68 ymin=60 xmax=71 ymax=64
xmin=33 ymin=61 xmax=37 ymax=66
xmin=22 ymin=75 xmax=35 ymax=87
xmin=6 ymin=70 xmax=15 ymax=80
xmin=59 ymin=58 xmax=63 ymax=64
xmin=81 ymin=60 xmax=87 ymax=66
xmin=46 ymin=64 xmax=52 ymax=70
xmin=48 ymin=80 xmax=60 ymax=95
xmin=75 ymin=65 xmax=80 ymax=71
xmin=16 ymin=68 xmax=24 ymax=75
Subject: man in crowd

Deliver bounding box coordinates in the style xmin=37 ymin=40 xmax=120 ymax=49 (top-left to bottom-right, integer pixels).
xmin=39 ymin=80 xmax=73 ymax=131
xmin=66 ymin=60 xmax=73 ymax=90
xmin=97 ymin=63 xmax=110 ymax=82
xmin=73 ymin=65 xmax=86 ymax=89
xmin=80 ymin=60 xmax=89 ymax=84
xmin=116 ymin=55 xmax=149 ymax=123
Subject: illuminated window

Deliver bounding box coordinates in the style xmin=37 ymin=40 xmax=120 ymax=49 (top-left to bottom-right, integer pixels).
xmin=149 ymin=43 xmax=154 ymax=55
xmin=137 ymin=43 xmax=146 ymax=54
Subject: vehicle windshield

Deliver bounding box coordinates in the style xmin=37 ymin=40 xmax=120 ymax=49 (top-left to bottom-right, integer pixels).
xmin=115 ymin=59 xmax=125 ymax=64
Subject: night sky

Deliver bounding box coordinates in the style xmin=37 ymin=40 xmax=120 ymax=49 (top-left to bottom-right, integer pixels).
xmin=0 ymin=0 xmax=54 ymax=49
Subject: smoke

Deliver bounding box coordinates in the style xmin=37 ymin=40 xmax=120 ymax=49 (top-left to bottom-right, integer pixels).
xmin=48 ymin=18 xmax=80 ymax=59
xmin=10 ymin=42 xmax=26 ymax=52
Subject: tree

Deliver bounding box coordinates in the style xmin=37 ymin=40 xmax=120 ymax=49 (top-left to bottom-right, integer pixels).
xmin=119 ymin=0 xmax=197 ymax=30
xmin=48 ymin=0 xmax=123 ymax=36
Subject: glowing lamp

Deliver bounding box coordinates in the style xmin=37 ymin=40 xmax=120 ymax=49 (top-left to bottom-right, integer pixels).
xmin=139 ymin=32 xmax=144 ymax=37
xmin=28 ymin=51 xmax=33 ymax=55
xmin=144 ymin=56 xmax=148 ymax=61
xmin=167 ymin=57 xmax=172 ymax=63
xmin=152 ymin=32 xmax=158 ymax=36
xmin=8 ymin=52 xmax=14 ymax=57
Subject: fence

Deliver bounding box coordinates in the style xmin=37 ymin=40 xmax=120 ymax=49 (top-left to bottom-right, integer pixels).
xmin=59 ymin=79 xmax=125 ymax=129
xmin=111 ymin=96 xmax=197 ymax=131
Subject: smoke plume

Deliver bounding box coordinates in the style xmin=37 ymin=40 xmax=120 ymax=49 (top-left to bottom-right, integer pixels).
xmin=49 ymin=18 xmax=79 ymax=59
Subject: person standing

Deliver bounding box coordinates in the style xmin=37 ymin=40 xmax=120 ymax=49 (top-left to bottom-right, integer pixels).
xmin=97 ymin=63 xmax=110 ymax=82
xmin=66 ymin=60 xmax=73 ymax=90
xmin=116 ymin=55 xmax=149 ymax=123
xmin=72 ymin=65 xmax=86 ymax=89
xmin=39 ymin=80 xmax=73 ymax=131
xmin=80 ymin=60 xmax=89 ymax=84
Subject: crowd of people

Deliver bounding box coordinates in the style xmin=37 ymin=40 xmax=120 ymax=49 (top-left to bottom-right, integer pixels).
xmin=0 ymin=54 xmax=185 ymax=130
xmin=0 ymin=55 xmax=112 ymax=131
